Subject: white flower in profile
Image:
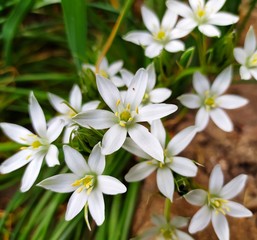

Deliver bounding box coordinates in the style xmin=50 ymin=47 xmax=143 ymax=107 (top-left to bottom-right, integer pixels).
xmin=48 ymin=85 xmax=100 ymax=143
xmin=234 ymin=26 xmax=257 ymax=80
xmin=123 ymin=5 xmax=189 ymax=58
xmin=83 ymin=57 xmax=124 ymax=87
xmin=38 ymin=144 xmax=126 ymax=225
xmin=73 ymin=69 xmax=178 ymax=160
xmin=184 ymin=164 xmax=252 ymax=240
xmin=178 ymin=66 xmax=248 ymax=132
xmin=167 ymin=0 xmax=239 ymax=37
xmin=124 ymin=119 xmax=198 ymax=201
xmin=0 ymin=92 xmax=64 ymax=192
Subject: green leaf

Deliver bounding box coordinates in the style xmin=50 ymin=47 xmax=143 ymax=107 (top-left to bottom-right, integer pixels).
xmin=179 ymin=47 xmax=195 ymax=68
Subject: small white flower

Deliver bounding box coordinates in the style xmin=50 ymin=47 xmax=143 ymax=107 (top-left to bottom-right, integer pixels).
xmin=167 ymin=0 xmax=239 ymax=37
xmin=83 ymin=57 xmax=124 ymax=87
xmin=178 ymin=66 xmax=248 ymax=132
xmin=124 ymin=119 xmax=198 ymax=201
xmin=73 ymin=69 xmax=178 ymax=160
xmin=184 ymin=164 xmax=253 ymax=240
xmin=37 ymin=144 xmax=126 ymax=225
xmin=234 ymin=26 xmax=257 ymax=80
xmin=0 ymin=92 xmax=64 ymax=192
xmin=48 ymin=85 xmax=100 ymax=143
xmin=123 ymin=5 xmax=189 ymax=58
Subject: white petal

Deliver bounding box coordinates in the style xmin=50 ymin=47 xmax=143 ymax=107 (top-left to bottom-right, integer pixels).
xmin=212 ymin=213 xmax=229 ymax=240
xmin=198 ymin=24 xmax=221 ymax=37
xmin=37 ymin=173 xmax=78 ymax=193
xmin=205 ymin=0 xmax=226 ymax=13
xmin=211 ymin=66 xmax=232 ymax=95
xmin=244 ymin=26 xmax=256 ymax=55
xmin=195 ymin=107 xmax=210 ymax=131
xmin=193 ymin=72 xmax=210 ymax=95
xmin=69 ymin=85 xmax=82 ymax=111
xmin=88 ymin=142 xmax=105 ymax=174
xmin=167 ymin=126 xmax=197 ymax=155
xmin=123 ymin=31 xmax=153 ymax=45
xmin=149 ymin=88 xmax=172 ymax=103
xmin=226 ymin=201 xmax=253 ymax=218
xmin=157 ymin=168 xmax=174 ymax=201
xmin=170 ymin=216 xmax=189 ymax=228
xmin=141 ymin=5 xmax=160 ymax=33
xmin=249 ymin=68 xmax=257 ymax=80
xmin=161 ymin=9 xmax=178 ymax=30
xmin=151 ymin=119 xmax=166 ymax=148
xmin=216 ymin=95 xmax=248 ymax=109
xmin=120 ymin=69 xmax=134 ymax=87
xmin=65 ymin=190 xmax=88 ymax=221
xmin=111 ymin=76 xmax=125 ymax=87
xmin=47 ymin=118 xmax=65 ymax=143
xmin=175 ymin=230 xmax=194 ymax=240
xmin=184 ymin=189 xmax=207 ymax=206
xmin=170 ymin=157 xmax=197 ymax=177
xmin=98 ymin=175 xmax=127 ymax=194
xmin=166 ymin=0 xmax=194 ymax=18
xmin=240 ymin=66 xmax=252 ymax=80
xmin=62 ymin=125 xmax=77 ymax=144
xmin=175 ymin=18 xmax=197 ymax=31
xmin=88 ymin=190 xmax=105 ymax=226
xmin=209 ymin=164 xmax=224 ymax=194
xmin=220 ymin=174 xmax=247 ymax=199
xmin=99 ymin=57 xmax=108 ymax=70
xmin=45 ymin=144 xmax=59 ymax=167
xmin=178 ymin=94 xmax=201 ymax=109
xmin=128 ymin=124 xmax=164 ymax=162
xmin=210 ymin=108 xmax=233 ymax=132
xmin=146 ymin=62 xmax=156 ymax=91
xmin=171 ymin=27 xmax=192 ymax=39
xmin=48 ymin=93 xmax=70 ymax=114
xmin=73 ymin=110 xmax=115 ymax=129
xmin=81 ymin=100 xmax=100 ymax=111
xmin=108 ymin=60 xmax=123 ymax=76
xmin=63 ymin=145 xmax=90 ymax=176
xmin=125 ymin=161 xmax=157 ymax=182
xmin=101 ymin=124 xmax=127 ymax=155
xmin=145 ymin=43 xmax=163 ymax=58
xmin=164 ymin=40 xmax=185 ymax=52
xmin=189 ymin=205 xmax=211 ymax=233
xmin=189 ymin=0 xmax=204 ymax=11
xmin=208 ymin=13 xmax=239 ymax=26
xmin=0 ymin=123 xmax=33 ymax=145
xmin=233 ymin=48 xmax=247 ymax=65
xmin=29 ymin=92 xmax=47 ymax=138
xmin=137 ymin=103 xmax=178 ymax=122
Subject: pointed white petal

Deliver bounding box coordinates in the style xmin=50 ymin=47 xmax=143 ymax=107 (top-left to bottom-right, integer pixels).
xmin=212 ymin=213 xmax=229 ymax=240
xmin=184 ymin=189 xmax=207 ymax=206
xmin=193 ymin=72 xmax=210 ymax=95
xmin=175 ymin=230 xmax=194 ymax=240
xmin=209 ymin=164 xmax=224 ymax=194
xmin=62 ymin=125 xmax=77 ymax=144
xmin=161 ymin=9 xmax=178 ymax=30
xmin=48 ymin=93 xmax=70 ymax=114
xmin=141 ymin=5 xmax=160 ymax=33
xmin=249 ymin=68 xmax=257 ymax=80
xmin=178 ymin=94 xmax=201 ymax=109
xmin=244 ymin=26 xmax=256 ymax=55
xmin=233 ymin=48 xmax=247 ymax=65
xmin=157 ymin=168 xmax=174 ymax=201
xmin=149 ymin=88 xmax=172 ymax=103
xmin=65 ymin=190 xmax=88 ymax=221
xmin=108 ymin=60 xmax=123 ymax=76
xmin=240 ymin=66 xmax=252 ymax=80
xmin=69 ymin=85 xmax=82 ymax=111
xmin=166 ymin=0 xmax=194 ymax=18
xmin=151 ymin=119 xmax=166 ymax=148
xmin=164 ymin=40 xmax=185 ymax=52
xmin=101 ymin=124 xmax=127 ymax=155
xmin=195 ymin=107 xmax=210 ymax=131
xmin=111 ymin=76 xmax=125 ymax=87
xmin=82 ymin=63 xmax=95 ymax=72
xmin=63 ymin=145 xmax=90 ymax=176
xmin=205 ymin=0 xmax=226 ymax=13
xmin=45 ymin=144 xmax=59 ymax=167
xmin=220 ymin=174 xmax=247 ymax=199
xmin=120 ymin=69 xmax=134 ymax=87
xmin=189 ymin=0 xmax=204 ymax=11
xmin=170 ymin=216 xmax=189 ymax=228
xmin=208 ymin=13 xmax=239 ymax=26
xmin=170 ymin=157 xmax=197 ymax=177
xmin=198 ymin=24 xmax=221 ymax=37
xmin=123 ymin=31 xmax=153 ymax=45
xmin=88 ymin=142 xmax=105 ymax=174
xmin=128 ymin=124 xmax=164 ymax=162
xmin=171 ymin=27 xmax=192 ymax=39
xmin=37 ymin=173 xmax=78 ymax=193
xmin=98 ymin=175 xmax=127 ymax=194
xmin=175 ymin=18 xmax=197 ymax=31
xmin=188 ymin=205 xmax=211 ymax=233
xmin=146 ymin=62 xmax=156 ymax=91
xmin=216 ymin=95 xmax=248 ymax=109
xmin=125 ymin=161 xmax=157 ymax=182
xmin=99 ymin=57 xmax=108 ymax=70
xmin=145 ymin=43 xmax=163 ymax=58
xmin=226 ymin=201 xmax=253 ymax=218
xmin=81 ymin=100 xmax=100 ymax=111
xmin=210 ymin=108 xmax=233 ymax=132
xmin=47 ymin=118 xmax=65 ymax=143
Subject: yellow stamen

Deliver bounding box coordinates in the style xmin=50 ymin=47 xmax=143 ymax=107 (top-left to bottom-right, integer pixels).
xmin=99 ymin=70 xmax=109 ymax=78
xmin=156 ymin=30 xmax=166 ymax=41
xmin=26 ymin=154 xmax=32 ymax=160
xmin=116 ymin=99 xmax=121 ymax=106
xmin=197 ymin=8 xmax=205 ymax=18
xmin=120 ymin=110 xmax=131 ymax=122
xmin=31 ymin=140 xmax=41 ymax=149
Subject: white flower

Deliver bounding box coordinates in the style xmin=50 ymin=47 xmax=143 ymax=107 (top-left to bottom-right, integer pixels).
xmin=234 ymin=26 xmax=257 ymax=80
xmin=178 ymin=66 xmax=248 ymax=132
xmin=123 ymin=5 xmax=189 ymax=58
xmin=167 ymin=0 xmax=239 ymax=37
xmin=184 ymin=164 xmax=253 ymax=240
xmin=124 ymin=119 xmax=198 ymax=201
xmin=83 ymin=57 xmax=124 ymax=87
xmin=0 ymin=92 xmax=64 ymax=192
xmin=73 ymin=69 xmax=178 ymax=160
xmin=48 ymin=84 xmax=100 ymax=143
xmin=37 ymin=144 xmax=126 ymax=225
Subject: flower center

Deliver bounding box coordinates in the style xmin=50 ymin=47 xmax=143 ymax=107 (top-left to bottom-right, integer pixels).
xmin=248 ymin=53 xmax=257 ymax=67
xmin=195 ymin=6 xmax=207 ymax=23
xmin=115 ymin=100 xmax=136 ymax=127
xmin=160 ymin=227 xmax=177 ymax=240
xmin=31 ymin=140 xmax=41 ymax=149
xmin=72 ymin=175 xmax=96 ymax=194
xmin=157 ymin=30 xmax=166 ymax=40
xmin=207 ymin=194 xmax=230 ymax=215
xmin=99 ymin=69 xmax=109 ymax=79
xmin=197 ymin=8 xmax=206 ymax=18
xmin=68 ymin=109 xmax=77 ymax=118
xmin=204 ymin=91 xmax=216 ymax=111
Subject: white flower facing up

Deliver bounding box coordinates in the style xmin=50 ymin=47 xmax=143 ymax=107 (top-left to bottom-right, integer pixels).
xmin=73 ymin=69 xmax=178 ymax=160
xmin=124 ymin=119 xmax=198 ymax=201
xmin=184 ymin=164 xmax=252 ymax=240
xmin=48 ymin=85 xmax=100 ymax=143
xmin=83 ymin=57 xmax=124 ymax=87
xmin=234 ymin=26 xmax=257 ymax=80
xmin=123 ymin=5 xmax=189 ymax=58
xmin=167 ymin=0 xmax=239 ymax=37
xmin=38 ymin=144 xmax=126 ymax=225
xmin=178 ymin=66 xmax=248 ymax=132
xmin=0 ymin=92 xmax=64 ymax=192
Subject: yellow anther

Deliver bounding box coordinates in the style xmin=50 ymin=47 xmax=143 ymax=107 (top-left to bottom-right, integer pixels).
xmin=126 ymin=103 xmax=131 ymax=110
xmin=119 ymin=122 xmax=126 ymax=127
xmin=72 ymin=179 xmax=82 ymax=187
xmin=26 ymin=154 xmax=32 ymax=160
xmin=116 ymin=99 xmax=121 ymax=106
xmin=197 ymin=9 xmax=205 ymax=17
xmin=20 ymin=146 xmax=28 ymax=150
xmin=136 ymin=106 xmax=139 ymax=114
xmin=99 ymin=70 xmax=109 ymax=78
xmin=31 ymin=140 xmax=41 ymax=149
xmin=20 ymin=137 xmax=26 ymax=141
xmin=156 ymin=30 xmax=166 ymax=40
xmin=120 ymin=110 xmax=131 ymax=122
xmin=115 ymin=112 xmax=119 ymax=117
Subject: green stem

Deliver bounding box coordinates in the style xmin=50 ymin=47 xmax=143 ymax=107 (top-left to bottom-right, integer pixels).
xmin=164 ymin=198 xmax=172 ymax=222
xmin=158 ymin=54 xmax=169 ymax=82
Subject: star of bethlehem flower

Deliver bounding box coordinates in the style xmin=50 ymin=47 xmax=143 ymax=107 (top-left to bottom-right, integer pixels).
xmin=123 ymin=5 xmax=189 ymax=58
xmin=124 ymin=119 xmax=198 ymax=201
xmin=178 ymin=66 xmax=248 ymax=132
xmin=137 ymin=215 xmax=194 ymax=240
xmin=0 ymin=92 xmax=64 ymax=192
xmin=184 ymin=164 xmax=252 ymax=240
xmin=48 ymin=84 xmax=100 ymax=143
xmin=73 ymin=68 xmax=178 ymax=160
xmin=234 ymin=26 xmax=257 ymax=80
xmin=82 ymin=57 xmax=124 ymax=87
xmin=167 ymin=0 xmax=239 ymax=37
xmin=38 ymin=144 xmax=126 ymax=226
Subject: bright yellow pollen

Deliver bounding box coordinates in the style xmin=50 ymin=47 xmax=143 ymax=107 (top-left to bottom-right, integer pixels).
xmin=31 ymin=140 xmax=41 ymax=149
xmin=157 ymin=30 xmax=166 ymax=40
xmin=120 ymin=110 xmax=131 ymax=122
xmin=197 ymin=8 xmax=205 ymax=18
xmin=249 ymin=53 xmax=257 ymax=67
xmin=100 ymin=70 xmax=109 ymax=78
xmin=205 ymin=97 xmax=215 ymax=107
xmin=116 ymin=99 xmax=121 ymax=106
xmin=72 ymin=175 xmax=95 ymax=194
